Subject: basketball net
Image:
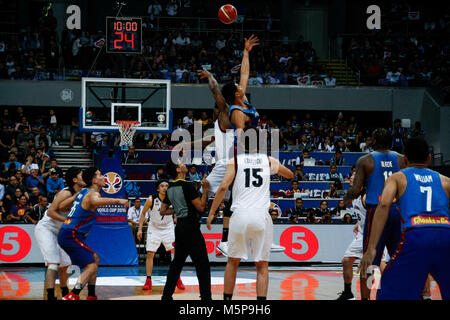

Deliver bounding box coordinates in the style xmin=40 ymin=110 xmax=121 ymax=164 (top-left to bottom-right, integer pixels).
xmin=116 ymin=121 xmax=140 ymax=146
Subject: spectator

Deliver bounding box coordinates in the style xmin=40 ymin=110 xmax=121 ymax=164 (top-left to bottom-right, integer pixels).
xmin=6 ymin=195 xmax=31 ymax=223
xmin=46 ymin=171 xmax=65 ymax=202
xmin=305 ymin=208 xmax=317 ymax=223
xmin=4 ymin=176 xmax=29 ymax=205
xmin=360 ymin=136 xmax=374 ymax=153
xmin=341 ymin=213 xmax=353 ymax=224
xmin=293 ymin=165 xmax=306 ymax=181
xmin=127 ymin=198 xmax=144 ymax=234
xmin=187 ymin=164 xmax=202 ymax=182
xmin=318 ymin=136 xmax=335 ymax=153
xmin=21 ymin=154 xmax=40 ymax=175
xmin=324 ymin=70 xmax=336 ymax=87
xmin=331 ymin=200 xmax=347 ymax=217
xmin=321 ymin=213 xmax=332 ymax=224
xmin=35 ymin=127 xmax=51 ymax=148
xmin=183 ymin=110 xmax=194 ymax=127
xmin=286 ymin=180 xmax=301 ymax=198
xmin=166 ymin=0 xmax=178 ymax=16
xmin=269 ymin=207 xmax=280 ymax=223
xmin=409 ymin=121 xmax=425 ymax=138
xmin=28 ymin=186 xmax=42 ymax=206
xmin=42 ymin=158 xmax=63 ymax=179
xmin=147 ymin=0 xmax=163 ymax=21
xmin=122 ymin=145 xmax=141 ymax=164
xmin=215 ymin=34 xmax=226 ymax=51
xmin=288 ymin=210 xmax=300 ymax=223
xmin=330 ymin=150 xmax=344 ymax=166
xmin=26 ymin=169 xmax=45 ymax=194
xmin=25 ymin=195 xmax=48 ymax=224
xmin=390 ymin=119 xmax=407 ymax=153
xmin=151 ymin=166 xmax=168 ymax=180
xmin=0 ymin=125 xmax=16 ymax=161
xmin=248 ymin=71 xmax=264 ymax=85
xmin=325 ymin=165 xmax=344 ymax=181
xmin=316 ymin=200 xmax=330 ymax=217
xmin=287 ymin=198 xmax=307 ymax=219
xmin=298 ymin=134 xmax=313 ymax=152
xmin=4 ymin=152 xmax=22 ymax=173
xmin=70 ymin=117 xmax=87 ymax=148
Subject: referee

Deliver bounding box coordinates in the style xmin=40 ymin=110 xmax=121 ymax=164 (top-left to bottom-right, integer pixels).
xmin=160 ymin=159 xmax=212 ymax=300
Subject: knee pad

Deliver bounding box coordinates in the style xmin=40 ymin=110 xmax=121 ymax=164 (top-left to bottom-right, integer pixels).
xmin=48 ymin=264 xmax=59 ymax=272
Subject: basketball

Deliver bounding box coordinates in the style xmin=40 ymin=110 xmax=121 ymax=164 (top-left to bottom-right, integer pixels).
xmin=218 ymin=4 xmax=237 ymax=24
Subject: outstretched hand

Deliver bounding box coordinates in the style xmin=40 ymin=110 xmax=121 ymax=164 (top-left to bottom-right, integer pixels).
xmin=244 ymin=34 xmax=259 ymax=52
xmin=197 ymin=70 xmax=211 ymax=80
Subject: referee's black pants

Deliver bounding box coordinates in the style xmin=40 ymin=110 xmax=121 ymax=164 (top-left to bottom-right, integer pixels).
xmin=162 ymin=218 xmax=212 ymax=300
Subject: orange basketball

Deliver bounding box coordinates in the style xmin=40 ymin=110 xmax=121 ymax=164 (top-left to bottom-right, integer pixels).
xmin=218 ymin=4 xmax=238 ymax=24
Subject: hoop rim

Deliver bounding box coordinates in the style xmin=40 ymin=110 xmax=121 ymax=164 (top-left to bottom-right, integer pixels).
xmin=116 ymin=120 xmax=141 ymax=125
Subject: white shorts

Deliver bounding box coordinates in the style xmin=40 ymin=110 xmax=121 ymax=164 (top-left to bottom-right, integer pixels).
xmin=205 ymin=164 xmax=231 ymax=199
xmin=381 ymin=247 xmax=389 ymax=263
xmin=344 ymin=233 xmax=363 ymax=259
xmin=146 ymin=223 xmax=175 ymax=252
xmin=34 ymin=222 xmax=71 ymax=267
xmin=228 ymin=208 xmax=272 ymax=262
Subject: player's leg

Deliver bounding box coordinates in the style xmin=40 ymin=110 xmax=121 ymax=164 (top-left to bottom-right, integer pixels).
xmin=255 ymin=261 xmax=269 ymax=300
xmin=85 ymin=252 xmax=100 ymax=300
xmin=224 ymin=257 xmax=241 ymax=299
xmin=44 ymin=264 xmax=59 ymax=300
xmin=58 ymin=246 xmax=72 ymax=298
xmin=161 ymin=224 xmax=189 ymax=300
xmin=337 ymin=257 xmax=357 ymax=300
xmin=421 ymin=274 xmax=432 ymax=300
xmin=429 ymin=228 xmax=450 ymax=300
xmin=377 ymin=229 xmax=430 ymax=300
xmin=143 ymin=227 xmax=159 ymax=290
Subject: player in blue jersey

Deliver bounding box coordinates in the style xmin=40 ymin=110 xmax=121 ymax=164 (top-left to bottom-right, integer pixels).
xmin=344 ymin=128 xmax=406 ymax=299
xmin=57 ymin=167 xmax=129 ymax=300
xmin=361 ymin=136 xmax=450 ymax=300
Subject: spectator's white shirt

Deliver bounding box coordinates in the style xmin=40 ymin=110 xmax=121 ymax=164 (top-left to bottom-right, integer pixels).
xmin=21 ymin=163 xmax=39 ymax=175
xmin=148 ymin=3 xmax=163 ymax=18
xmin=360 ymin=142 xmax=373 ymax=153
xmin=216 ymin=39 xmax=226 ymax=50
xmin=248 ymin=76 xmax=264 ymax=85
xmin=176 ymin=68 xmax=188 ymax=79
xmin=91 ymin=132 xmax=104 ymax=143
xmin=72 ymin=38 xmax=82 ymax=56
xmin=267 ymin=75 xmax=280 ymax=84
xmin=127 ymin=205 xmax=147 ymax=223
xmin=324 ymin=77 xmax=336 ymax=87
xmin=279 ymin=56 xmax=292 ymax=65
xmin=0 ymin=183 xmax=5 ymax=201
xmin=166 ymin=3 xmax=178 ymax=16
xmin=183 ymin=116 xmax=193 ymax=125
xmin=174 ymin=36 xmax=190 ymax=46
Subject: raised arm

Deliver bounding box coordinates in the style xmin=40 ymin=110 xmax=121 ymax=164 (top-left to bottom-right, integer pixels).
xmin=240 ymin=34 xmax=259 ymax=95
xmin=206 ymin=159 xmax=235 ymax=230
xmin=197 ymin=70 xmax=227 ymax=113
xmin=269 ymin=156 xmax=294 ymax=180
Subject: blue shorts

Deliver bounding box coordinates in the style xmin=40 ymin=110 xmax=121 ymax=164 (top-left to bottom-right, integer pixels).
xmin=363 ymin=204 xmax=402 ymax=266
xmin=58 ymin=228 xmax=96 ymax=268
xmin=378 ymin=227 xmax=450 ymax=300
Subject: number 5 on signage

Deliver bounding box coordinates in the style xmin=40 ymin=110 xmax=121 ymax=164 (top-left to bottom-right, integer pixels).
xmin=1 ymin=233 xmax=20 ymax=256
xmin=292 ymin=232 xmax=309 ymax=255
xmin=0 ymin=226 xmax=32 ymax=262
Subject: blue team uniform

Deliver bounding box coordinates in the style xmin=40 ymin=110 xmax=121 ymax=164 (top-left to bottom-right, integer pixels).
xmin=58 ymin=188 xmax=97 ymax=267
xmin=229 ymin=100 xmax=260 ymax=156
xmin=377 ymin=168 xmax=450 ymax=300
xmin=363 ymin=151 xmax=402 ymax=265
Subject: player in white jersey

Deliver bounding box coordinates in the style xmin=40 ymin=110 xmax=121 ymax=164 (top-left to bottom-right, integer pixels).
xmin=207 ymin=128 xmax=293 ymax=300
xmin=34 ymin=167 xmax=85 ymax=300
xmin=137 ymin=180 xmax=184 ymax=291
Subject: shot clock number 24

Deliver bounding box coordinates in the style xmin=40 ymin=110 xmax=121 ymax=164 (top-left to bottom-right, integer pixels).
xmin=106 ymin=17 xmax=142 ymax=53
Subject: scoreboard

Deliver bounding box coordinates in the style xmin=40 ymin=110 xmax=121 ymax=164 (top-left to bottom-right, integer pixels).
xmin=106 ymin=16 xmax=142 ymax=53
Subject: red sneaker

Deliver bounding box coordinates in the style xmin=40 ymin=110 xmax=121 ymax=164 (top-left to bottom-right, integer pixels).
xmin=86 ymin=296 xmax=98 ymax=300
xmin=142 ymin=278 xmax=152 ymax=290
xmin=62 ymin=293 xmax=79 ymax=300
xmin=176 ymin=277 xmax=185 ymax=290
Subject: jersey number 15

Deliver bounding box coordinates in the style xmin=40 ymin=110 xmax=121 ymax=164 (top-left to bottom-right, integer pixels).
xmin=244 ymin=168 xmax=263 ymax=188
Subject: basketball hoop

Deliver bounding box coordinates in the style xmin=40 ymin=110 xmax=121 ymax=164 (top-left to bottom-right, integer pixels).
xmin=116 ymin=120 xmax=140 ymax=146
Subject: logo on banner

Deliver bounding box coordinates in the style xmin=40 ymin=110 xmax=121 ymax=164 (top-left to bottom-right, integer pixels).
xmin=280 ymin=226 xmax=319 ymax=261
xmin=0 ymin=226 xmax=32 ymax=262
xmin=103 ymin=172 xmax=123 ymax=194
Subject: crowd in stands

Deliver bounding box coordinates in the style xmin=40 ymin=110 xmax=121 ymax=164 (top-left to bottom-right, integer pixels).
xmin=0 ymin=107 xmax=64 ymax=224
xmin=344 ymin=1 xmax=450 ymax=95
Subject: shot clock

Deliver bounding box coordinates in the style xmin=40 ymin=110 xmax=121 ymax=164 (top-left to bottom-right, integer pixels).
xmin=106 ymin=17 xmax=142 ymax=53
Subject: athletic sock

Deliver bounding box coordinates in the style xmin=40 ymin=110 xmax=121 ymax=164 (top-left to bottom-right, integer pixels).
xmin=72 ymin=282 xmax=83 ymax=295
xmin=147 ymin=275 xmax=151 ymax=280
xmin=61 ymin=286 xmax=69 ymax=297
xmin=344 ymin=282 xmax=352 ymax=294
xmin=88 ymin=284 xmax=96 ymax=297
xmin=222 ymin=228 xmax=229 ymax=242
xmin=224 ymin=293 xmax=233 ymax=300
xmin=46 ymin=288 xmax=56 ymax=300
xmin=257 ymin=296 xmax=267 ymax=300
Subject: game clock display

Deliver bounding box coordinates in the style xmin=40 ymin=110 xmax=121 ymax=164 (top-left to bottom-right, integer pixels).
xmin=106 ymin=17 xmax=142 ymax=53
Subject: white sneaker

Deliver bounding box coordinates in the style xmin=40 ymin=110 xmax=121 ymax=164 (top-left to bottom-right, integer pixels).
xmin=217 ymin=242 xmax=228 ymax=257
xmin=270 ymin=243 xmax=285 ymax=252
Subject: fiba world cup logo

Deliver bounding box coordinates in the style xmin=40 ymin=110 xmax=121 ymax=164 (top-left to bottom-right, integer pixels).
xmin=103 ymin=172 xmax=123 ymax=194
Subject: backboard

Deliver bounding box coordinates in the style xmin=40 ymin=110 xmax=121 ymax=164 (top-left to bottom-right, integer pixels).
xmin=80 ymin=77 xmax=172 ymax=133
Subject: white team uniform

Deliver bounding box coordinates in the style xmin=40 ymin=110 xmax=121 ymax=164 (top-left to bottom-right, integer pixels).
xmin=343 ymin=196 xmax=389 ymax=262
xmin=146 ymin=195 xmax=175 ymax=252
xmin=228 ymin=153 xmax=273 ymax=261
xmin=205 ymin=120 xmax=234 ymax=198
xmin=34 ymin=188 xmax=72 ymax=266
xmin=344 ymin=196 xmax=366 ymax=259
